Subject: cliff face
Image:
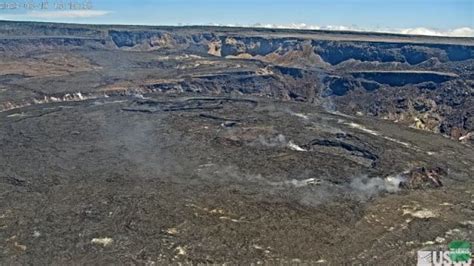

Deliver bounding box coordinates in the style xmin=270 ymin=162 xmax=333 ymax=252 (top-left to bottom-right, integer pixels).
xmin=2 ymin=22 xmax=472 ymax=62
xmin=105 ymin=30 xmax=474 ymax=66
xmin=0 ymin=21 xmax=473 ymax=140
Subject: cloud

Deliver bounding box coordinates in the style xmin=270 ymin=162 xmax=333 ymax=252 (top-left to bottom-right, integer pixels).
xmin=208 ymin=23 xmax=474 ymax=37
xmin=0 ymin=10 xmax=111 ymax=20
xmin=399 ymin=27 xmax=474 ymax=37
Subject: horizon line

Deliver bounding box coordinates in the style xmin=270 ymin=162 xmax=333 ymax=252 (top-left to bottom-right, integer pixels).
xmin=1 ymin=19 xmax=473 ymax=39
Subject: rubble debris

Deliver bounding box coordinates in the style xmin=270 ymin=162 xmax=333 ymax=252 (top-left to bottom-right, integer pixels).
xmin=14 ymin=242 xmax=27 ymax=251
xmin=33 ymin=231 xmax=41 ymax=238
xmin=175 ymin=246 xmax=186 ymax=256
xmin=287 ymin=141 xmax=307 ymax=152
xmin=439 ymin=202 xmax=453 ymax=206
xmin=198 ymin=113 xmax=240 ymax=127
xmin=91 ymin=237 xmax=114 ymax=247
xmin=7 ymin=113 xmax=26 ymax=118
xmin=165 ymin=228 xmax=179 ymax=235
xmin=219 ymin=216 xmax=242 ymax=223
xmin=398 ymin=167 xmax=445 ymax=189
xmin=402 ymin=208 xmax=438 ymax=219
xmin=459 ymin=132 xmax=473 ymax=143
xmin=221 ymin=121 xmax=238 ymax=128
xmin=269 ymin=178 xmax=321 ymax=188
xmin=290 ymin=112 xmax=309 ymax=120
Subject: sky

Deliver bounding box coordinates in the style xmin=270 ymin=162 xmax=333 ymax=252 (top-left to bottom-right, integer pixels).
xmin=0 ymin=0 xmax=473 ymax=36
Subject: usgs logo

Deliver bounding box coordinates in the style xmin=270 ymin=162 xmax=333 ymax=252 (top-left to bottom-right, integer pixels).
xmin=417 ymin=251 xmax=472 ymax=266
xmin=417 ymin=241 xmax=472 ymax=266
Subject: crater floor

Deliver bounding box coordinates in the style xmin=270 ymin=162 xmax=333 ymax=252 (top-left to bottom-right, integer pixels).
xmin=1 ymin=94 xmax=473 ymax=264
